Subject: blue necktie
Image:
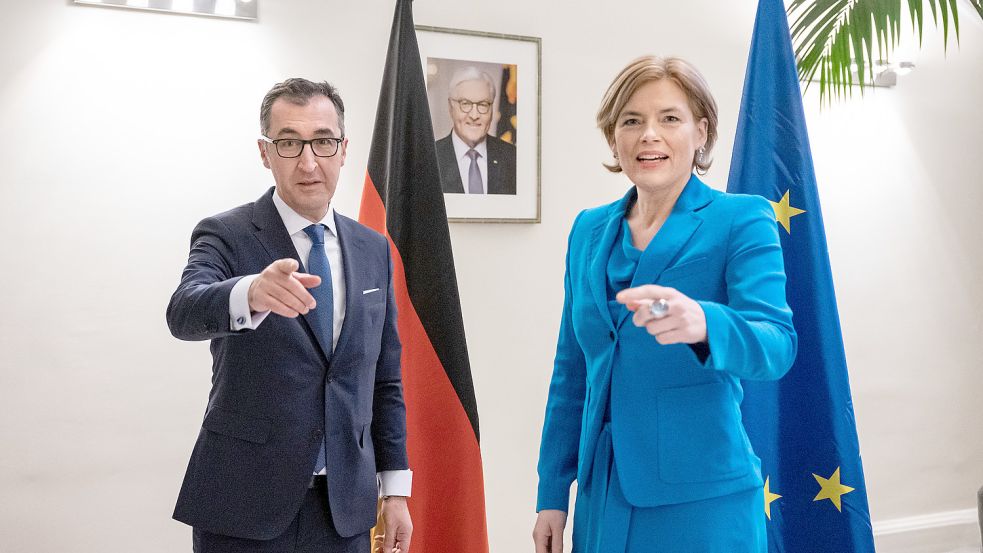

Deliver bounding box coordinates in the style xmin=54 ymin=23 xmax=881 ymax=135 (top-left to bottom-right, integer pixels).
xmin=467 ymin=148 xmax=484 ymax=194
xmin=302 ymin=224 xmax=333 ymax=473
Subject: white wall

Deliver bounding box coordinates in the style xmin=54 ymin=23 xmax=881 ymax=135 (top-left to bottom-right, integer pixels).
xmin=806 ymin=10 xmax=983 ymax=547
xmin=0 ymin=1 xmax=979 ymax=552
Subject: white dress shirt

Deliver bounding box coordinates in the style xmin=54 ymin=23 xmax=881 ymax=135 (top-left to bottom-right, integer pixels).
xmin=451 ymin=131 xmax=489 ymax=194
xmin=227 ymin=189 xmax=411 ymax=497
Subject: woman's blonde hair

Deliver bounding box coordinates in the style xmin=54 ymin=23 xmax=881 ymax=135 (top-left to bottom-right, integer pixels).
xmin=597 ymin=56 xmax=718 ymax=175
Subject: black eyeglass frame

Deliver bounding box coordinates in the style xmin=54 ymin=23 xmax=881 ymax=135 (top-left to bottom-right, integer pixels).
xmin=259 ymin=136 xmax=345 ymax=158
xmin=450 ymin=98 xmax=493 ymax=115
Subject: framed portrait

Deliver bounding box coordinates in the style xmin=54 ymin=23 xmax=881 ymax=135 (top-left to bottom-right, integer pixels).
xmin=417 ymin=26 xmax=542 ymax=223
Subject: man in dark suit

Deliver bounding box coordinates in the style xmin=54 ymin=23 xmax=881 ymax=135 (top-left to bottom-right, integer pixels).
xmin=167 ymin=78 xmax=412 ymax=553
xmin=435 ymin=67 xmax=517 ymax=195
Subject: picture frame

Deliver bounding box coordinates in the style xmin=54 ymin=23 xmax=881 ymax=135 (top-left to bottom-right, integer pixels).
xmin=416 ymin=25 xmax=542 ymax=223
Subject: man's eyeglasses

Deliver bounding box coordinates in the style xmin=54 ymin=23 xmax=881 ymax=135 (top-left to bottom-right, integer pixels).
xmin=260 ymin=136 xmax=344 ymax=158
xmin=451 ymin=98 xmax=492 ymax=115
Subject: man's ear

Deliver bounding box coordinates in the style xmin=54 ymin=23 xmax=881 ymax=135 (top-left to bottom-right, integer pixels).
xmin=337 ymin=137 xmax=348 ymax=167
xmin=258 ymin=140 xmax=271 ymax=169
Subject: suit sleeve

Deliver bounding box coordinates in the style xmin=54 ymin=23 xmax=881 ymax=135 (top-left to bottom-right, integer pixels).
xmin=166 ymin=216 xmax=246 ymax=341
xmin=370 ymin=240 xmax=409 ymax=472
xmin=697 ymin=196 xmax=797 ymax=381
xmin=536 ymin=211 xmax=588 ymax=513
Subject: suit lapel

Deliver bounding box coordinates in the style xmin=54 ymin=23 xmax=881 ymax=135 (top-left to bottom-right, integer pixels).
xmin=617 ymin=176 xmax=713 ymax=329
xmin=251 ymin=188 xmax=304 ymax=268
xmin=487 ymin=158 xmax=501 ymax=194
xmin=438 ymin=135 xmax=465 ymax=193
xmin=331 ymin=212 xmax=360 ymax=359
xmin=250 ymin=188 xmax=331 ymax=362
xmin=588 ymin=192 xmax=632 ymax=332
xmin=486 ymin=140 xmax=501 ymax=194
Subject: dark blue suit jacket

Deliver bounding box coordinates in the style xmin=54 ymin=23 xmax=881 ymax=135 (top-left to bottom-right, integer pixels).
xmin=167 ymin=188 xmax=407 ymax=540
xmin=537 ymin=176 xmax=796 ymax=512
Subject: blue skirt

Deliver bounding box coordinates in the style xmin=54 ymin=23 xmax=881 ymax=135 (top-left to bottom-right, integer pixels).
xmin=572 ymin=424 xmax=766 ymax=553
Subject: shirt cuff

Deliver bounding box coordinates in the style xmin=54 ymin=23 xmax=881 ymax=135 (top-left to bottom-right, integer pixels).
xmin=229 ymin=274 xmax=270 ymax=330
xmin=377 ymin=469 xmax=413 ymax=497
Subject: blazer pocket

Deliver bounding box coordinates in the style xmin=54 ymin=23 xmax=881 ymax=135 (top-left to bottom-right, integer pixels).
xmin=202 ymin=405 xmax=272 ymax=444
xmin=657 ymin=382 xmax=750 ymax=484
xmin=658 ymin=256 xmax=709 ymax=284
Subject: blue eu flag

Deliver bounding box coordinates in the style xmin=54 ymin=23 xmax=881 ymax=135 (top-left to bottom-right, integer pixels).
xmin=728 ymin=0 xmax=876 ymax=551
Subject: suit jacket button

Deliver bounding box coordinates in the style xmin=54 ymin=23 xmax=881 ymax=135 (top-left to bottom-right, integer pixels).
xmin=608 ymin=331 xmax=615 ymax=340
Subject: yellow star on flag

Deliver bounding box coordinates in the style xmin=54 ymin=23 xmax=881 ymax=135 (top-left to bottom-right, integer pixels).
xmin=764 ymin=476 xmax=781 ymax=520
xmin=769 ymin=189 xmax=806 ymax=234
xmin=813 ymin=467 xmax=855 ymax=512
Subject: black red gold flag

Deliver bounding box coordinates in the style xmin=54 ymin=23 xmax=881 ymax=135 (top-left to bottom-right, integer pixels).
xmin=358 ymin=1 xmax=489 ymax=552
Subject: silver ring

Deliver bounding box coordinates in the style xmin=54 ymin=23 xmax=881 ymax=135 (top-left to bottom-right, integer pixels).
xmin=648 ymin=298 xmax=669 ymax=319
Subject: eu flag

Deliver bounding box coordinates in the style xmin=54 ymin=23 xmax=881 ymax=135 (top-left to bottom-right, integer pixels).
xmin=727 ymin=0 xmax=876 ymax=551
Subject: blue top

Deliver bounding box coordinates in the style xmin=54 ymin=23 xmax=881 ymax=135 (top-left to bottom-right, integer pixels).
xmin=606 ymin=218 xmax=641 ymax=324
xmin=605 ymin=218 xmax=641 ymax=422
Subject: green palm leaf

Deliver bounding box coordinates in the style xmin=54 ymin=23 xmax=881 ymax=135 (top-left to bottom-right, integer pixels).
xmin=789 ymin=0 xmax=982 ymax=105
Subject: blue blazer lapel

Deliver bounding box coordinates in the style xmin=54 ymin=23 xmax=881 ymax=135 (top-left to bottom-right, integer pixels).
xmin=252 ymin=188 xmax=304 ymax=268
xmin=587 ymin=191 xmax=633 ymax=332
xmin=250 ymin=187 xmax=332 ymax=362
xmin=616 ymin=176 xmax=714 ymax=329
xmin=331 ymin=213 xmax=362 ymax=359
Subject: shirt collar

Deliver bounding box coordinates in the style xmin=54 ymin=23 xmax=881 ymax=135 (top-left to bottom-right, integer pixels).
xmin=451 ymin=130 xmax=488 ymax=160
xmin=272 ymin=188 xmax=337 ymax=238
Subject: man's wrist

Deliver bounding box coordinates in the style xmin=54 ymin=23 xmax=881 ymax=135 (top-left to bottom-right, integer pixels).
xmin=230 ymin=274 xmax=263 ymax=330
xmin=377 ymin=469 xmax=412 ymax=497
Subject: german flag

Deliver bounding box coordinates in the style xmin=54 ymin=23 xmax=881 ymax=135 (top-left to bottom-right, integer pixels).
xmin=358 ymin=1 xmax=489 ymax=552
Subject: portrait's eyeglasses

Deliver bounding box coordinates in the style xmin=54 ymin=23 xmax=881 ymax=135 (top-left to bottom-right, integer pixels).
xmin=260 ymin=136 xmax=344 ymax=158
xmin=451 ymin=98 xmax=492 ymax=115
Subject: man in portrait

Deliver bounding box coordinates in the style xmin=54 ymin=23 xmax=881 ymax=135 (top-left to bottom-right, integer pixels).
xmin=435 ymin=66 xmax=517 ymax=195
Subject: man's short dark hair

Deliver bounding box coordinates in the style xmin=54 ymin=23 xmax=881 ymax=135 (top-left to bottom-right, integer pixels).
xmin=260 ymin=78 xmax=346 ymax=136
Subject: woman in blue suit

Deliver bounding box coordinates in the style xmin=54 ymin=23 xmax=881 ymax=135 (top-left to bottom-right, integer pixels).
xmin=532 ymin=56 xmax=797 ymax=553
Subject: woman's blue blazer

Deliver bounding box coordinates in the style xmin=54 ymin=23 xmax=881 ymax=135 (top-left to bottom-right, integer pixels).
xmin=537 ymin=176 xmax=797 ymax=512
